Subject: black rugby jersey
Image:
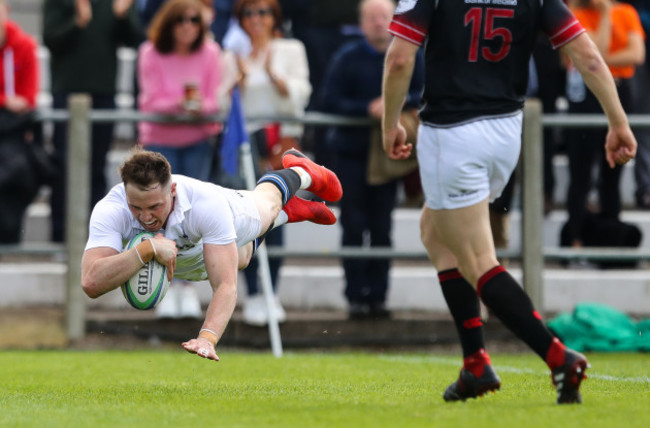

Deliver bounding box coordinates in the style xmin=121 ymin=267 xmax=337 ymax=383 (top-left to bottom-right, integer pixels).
xmin=389 ymin=0 xmax=584 ymax=126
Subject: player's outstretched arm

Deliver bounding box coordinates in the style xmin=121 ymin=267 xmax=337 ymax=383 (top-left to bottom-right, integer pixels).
xmin=382 ymin=37 xmax=419 ymax=160
xmin=182 ymin=242 xmax=239 ymax=361
xmin=561 ymin=32 xmax=637 ymax=167
xmin=81 ymin=247 xmax=131 ymax=298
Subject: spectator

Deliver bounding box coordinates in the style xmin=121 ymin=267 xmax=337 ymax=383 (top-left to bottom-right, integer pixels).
xmin=0 ymin=0 xmax=43 ymax=243
xmin=42 ymin=0 xmax=143 ymax=243
xmin=532 ymin=33 xmax=569 ymax=214
xmin=137 ymin=0 xmax=166 ymax=29
xmin=489 ymin=58 xmax=539 ymax=252
xmin=320 ymin=0 xmax=424 ymax=320
xmin=280 ymin=0 xmax=361 ymax=108
xmin=212 ymin=0 xmax=237 ymax=44
xmin=280 ymin=0 xmax=364 ymax=168
xmin=229 ymin=0 xmax=311 ymax=326
xmin=138 ymin=0 xmax=223 ymax=318
xmin=139 ymin=0 xmax=218 ymax=31
xmin=625 ymin=0 xmax=650 ymax=208
xmin=564 ymin=0 xmax=645 ymax=249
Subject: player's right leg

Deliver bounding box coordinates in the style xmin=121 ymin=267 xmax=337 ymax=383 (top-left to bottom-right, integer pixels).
xmin=420 ymin=205 xmax=501 ymax=401
xmin=281 ymin=149 xmax=343 ymax=202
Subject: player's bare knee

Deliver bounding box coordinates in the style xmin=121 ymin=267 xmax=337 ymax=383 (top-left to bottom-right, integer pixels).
xmin=237 ymin=244 xmax=253 ymax=270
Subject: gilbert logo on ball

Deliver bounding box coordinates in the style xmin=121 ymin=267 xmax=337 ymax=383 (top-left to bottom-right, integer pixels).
xmin=121 ymin=232 xmax=170 ymax=310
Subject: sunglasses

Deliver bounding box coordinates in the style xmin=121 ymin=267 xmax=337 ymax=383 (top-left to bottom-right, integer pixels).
xmin=175 ymin=15 xmax=201 ymax=25
xmin=243 ymin=8 xmax=273 ymax=18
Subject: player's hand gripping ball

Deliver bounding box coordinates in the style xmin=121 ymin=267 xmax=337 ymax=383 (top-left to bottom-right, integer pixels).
xmin=121 ymin=232 xmax=170 ymax=310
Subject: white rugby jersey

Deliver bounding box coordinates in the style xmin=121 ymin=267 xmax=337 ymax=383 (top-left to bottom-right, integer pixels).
xmin=85 ymin=175 xmax=259 ymax=281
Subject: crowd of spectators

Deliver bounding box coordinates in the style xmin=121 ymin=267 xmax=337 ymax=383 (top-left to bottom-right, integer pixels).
xmin=4 ymin=0 xmax=650 ymax=320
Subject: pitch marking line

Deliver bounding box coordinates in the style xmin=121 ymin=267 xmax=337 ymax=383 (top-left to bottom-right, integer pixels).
xmin=379 ymin=355 xmax=650 ymax=384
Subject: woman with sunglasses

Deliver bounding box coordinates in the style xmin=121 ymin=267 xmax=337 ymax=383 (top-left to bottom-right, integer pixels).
xmin=232 ymin=0 xmax=311 ymax=131
xmin=229 ymin=0 xmax=312 ymax=326
xmin=138 ymin=0 xmax=224 ymax=319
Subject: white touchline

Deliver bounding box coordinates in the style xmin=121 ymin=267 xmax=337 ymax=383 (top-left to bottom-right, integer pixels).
xmin=379 ymin=355 xmax=650 ymax=384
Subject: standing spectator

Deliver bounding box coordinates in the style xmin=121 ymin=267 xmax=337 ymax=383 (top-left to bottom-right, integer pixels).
xmin=42 ymin=0 xmax=143 ymax=243
xmin=0 ymin=0 xmax=41 ymax=243
xmin=139 ymin=0 xmax=216 ymax=31
xmin=382 ymin=0 xmax=636 ymax=403
xmin=564 ymin=0 xmax=645 ymax=249
xmin=137 ymin=0 xmax=166 ymax=30
xmin=279 ymin=0 xmax=363 ymax=168
xmin=229 ymin=0 xmax=311 ymax=325
xmin=624 ymin=0 xmax=650 ymax=207
xmin=532 ymin=33 xmax=568 ymax=214
xmin=321 ymin=0 xmax=424 ymax=320
xmin=489 ymin=58 xmax=539 ymax=252
xmin=212 ymin=0 xmax=237 ymax=44
xmin=138 ymin=0 xmax=223 ymax=318
xmin=279 ymin=0 xmax=361 ymax=108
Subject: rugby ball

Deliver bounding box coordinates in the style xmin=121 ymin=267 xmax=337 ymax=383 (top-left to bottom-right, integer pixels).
xmin=121 ymin=232 xmax=170 ymax=310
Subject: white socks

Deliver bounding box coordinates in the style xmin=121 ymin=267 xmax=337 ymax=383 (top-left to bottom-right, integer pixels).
xmin=292 ymin=166 xmax=312 ymax=190
xmin=273 ymin=211 xmax=289 ymax=229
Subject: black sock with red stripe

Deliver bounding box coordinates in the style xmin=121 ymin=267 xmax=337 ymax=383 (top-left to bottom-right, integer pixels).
xmin=477 ymin=266 xmax=554 ymax=361
xmin=438 ymin=268 xmax=490 ymax=376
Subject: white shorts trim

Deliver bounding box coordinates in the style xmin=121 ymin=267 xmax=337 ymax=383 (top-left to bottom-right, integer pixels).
xmin=224 ymin=189 xmax=262 ymax=247
xmin=417 ymin=112 xmax=523 ymax=210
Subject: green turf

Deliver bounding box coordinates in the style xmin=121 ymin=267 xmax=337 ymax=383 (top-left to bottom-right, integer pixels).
xmin=0 ymin=350 xmax=648 ymax=427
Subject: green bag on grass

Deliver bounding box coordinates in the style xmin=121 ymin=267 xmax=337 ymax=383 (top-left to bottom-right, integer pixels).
xmin=547 ymin=303 xmax=650 ymax=352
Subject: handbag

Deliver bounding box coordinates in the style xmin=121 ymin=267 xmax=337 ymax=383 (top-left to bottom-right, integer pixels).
xmin=367 ymin=109 xmax=419 ymax=185
xmin=259 ymin=123 xmax=301 ymax=171
xmin=0 ymin=109 xmax=57 ymax=188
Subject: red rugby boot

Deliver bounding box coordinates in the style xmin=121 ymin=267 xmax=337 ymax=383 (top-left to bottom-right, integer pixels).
xmin=281 ymin=149 xmax=343 ymax=202
xmin=283 ymin=197 xmax=337 ymax=225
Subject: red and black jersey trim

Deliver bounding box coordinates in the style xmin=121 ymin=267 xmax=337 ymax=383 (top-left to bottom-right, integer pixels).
xmin=389 ymin=19 xmax=426 ymax=45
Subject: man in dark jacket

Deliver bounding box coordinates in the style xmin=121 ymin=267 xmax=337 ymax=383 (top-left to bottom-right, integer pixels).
xmin=42 ymin=0 xmax=143 ymax=242
xmin=320 ymin=0 xmax=424 ymax=319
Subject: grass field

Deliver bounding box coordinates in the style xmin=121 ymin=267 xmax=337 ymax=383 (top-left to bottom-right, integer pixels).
xmin=1 ymin=349 xmax=648 ymax=427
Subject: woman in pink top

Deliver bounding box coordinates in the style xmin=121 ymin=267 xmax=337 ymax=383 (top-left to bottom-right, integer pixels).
xmin=138 ymin=0 xmax=223 ymax=320
xmin=138 ymin=0 xmax=222 ymax=182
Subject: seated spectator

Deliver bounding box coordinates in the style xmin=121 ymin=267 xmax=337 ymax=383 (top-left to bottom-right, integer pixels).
xmin=0 ymin=0 xmax=43 ymax=243
xmin=0 ymin=0 xmax=37 ymax=124
xmin=230 ymin=0 xmax=311 ymax=325
xmin=564 ymin=0 xmax=645 ymax=250
xmin=138 ymin=0 xmax=223 ymax=318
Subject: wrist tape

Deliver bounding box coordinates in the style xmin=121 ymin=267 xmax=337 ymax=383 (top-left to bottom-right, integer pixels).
xmin=135 ymin=240 xmax=155 ymax=264
xmin=198 ymin=328 xmax=218 ymax=346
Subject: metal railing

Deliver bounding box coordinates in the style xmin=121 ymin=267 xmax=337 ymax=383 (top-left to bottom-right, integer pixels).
xmin=6 ymin=94 xmax=650 ymax=339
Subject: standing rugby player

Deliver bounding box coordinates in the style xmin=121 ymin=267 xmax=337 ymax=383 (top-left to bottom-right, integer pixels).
xmin=382 ymin=0 xmax=636 ymax=404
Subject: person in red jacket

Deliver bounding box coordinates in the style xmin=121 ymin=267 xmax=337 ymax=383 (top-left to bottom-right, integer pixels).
xmin=0 ymin=0 xmax=38 ymax=113
xmin=0 ymin=0 xmax=40 ymax=243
